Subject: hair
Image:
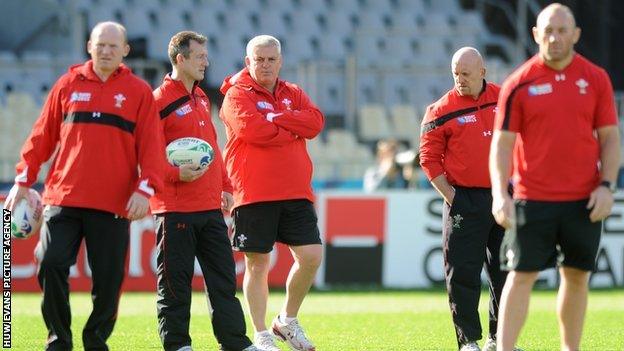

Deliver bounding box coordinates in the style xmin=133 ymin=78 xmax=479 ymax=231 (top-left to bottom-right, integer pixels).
xmin=91 ymin=21 xmax=128 ymax=44
xmin=168 ymin=31 xmax=208 ymax=66
xmin=246 ymin=35 xmax=281 ymax=58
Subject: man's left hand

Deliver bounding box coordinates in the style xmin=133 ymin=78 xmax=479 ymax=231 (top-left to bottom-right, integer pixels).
xmin=221 ymin=192 xmax=234 ymax=213
xmin=126 ymin=191 xmax=150 ymax=220
xmin=587 ymin=185 xmax=614 ymax=222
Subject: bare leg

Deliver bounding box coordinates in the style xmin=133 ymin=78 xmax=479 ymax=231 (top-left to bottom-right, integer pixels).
xmin=243 ymin=252 xmax=271 ymax=332
xmin=557 ymin=266 xmax=590 ymax=351
xmin=497 ymin=271 xmax=538 ymax=351
xmin=281 ymin=244 xmax=322 ymax=317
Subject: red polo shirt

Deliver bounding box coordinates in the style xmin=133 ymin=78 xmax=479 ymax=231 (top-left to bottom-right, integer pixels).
xmin=420 ymin=81 xmax=500 ymax=187
xmin=495 ymin=54 xmax=617 ymax=201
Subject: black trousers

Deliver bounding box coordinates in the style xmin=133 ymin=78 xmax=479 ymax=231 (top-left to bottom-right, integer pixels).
xmin=442 ymin=187 xmax=507 ymax=347
xmin=37 ymin=206 xmax=130 ymax=351
xmin=154 ymin=210 xmax=251 ymax=351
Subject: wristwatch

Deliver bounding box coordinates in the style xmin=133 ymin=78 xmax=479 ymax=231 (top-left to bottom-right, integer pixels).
xmin=600 ymin=180 xmax=616 ymax=193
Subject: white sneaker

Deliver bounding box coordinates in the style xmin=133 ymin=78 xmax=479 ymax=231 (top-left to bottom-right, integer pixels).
xmin=482 ymin=337 xmax=524 ymax=351
xmin=482 ymin=337 xmax=496 ymax=351
xmin=271 ymin=316 xmax=316 ymax=351
xmin=254 ymin=332 xmax=281 ymax=351
xmin=242 ymin=346 xmax=263 ymax=351
xmin=460 ymin=342 xmax=481 ymax=351
xmin=176 ymin=347 xmax=192 ymax=351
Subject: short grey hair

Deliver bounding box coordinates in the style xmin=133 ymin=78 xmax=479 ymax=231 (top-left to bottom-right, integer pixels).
xmin=246 ymin=35 xmax=281 ymax=58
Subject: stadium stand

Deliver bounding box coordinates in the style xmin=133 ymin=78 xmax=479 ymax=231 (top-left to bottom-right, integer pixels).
xmin=1 ymin=0 xmax=622 ymax=188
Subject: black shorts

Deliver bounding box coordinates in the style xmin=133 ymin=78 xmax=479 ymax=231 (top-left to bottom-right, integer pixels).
xmin=501 ymin=199 xmax=602 ymax=272
xmin=231 ymin=199 xmax=322 ymax=253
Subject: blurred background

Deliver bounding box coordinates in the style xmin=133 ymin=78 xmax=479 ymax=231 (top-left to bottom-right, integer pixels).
xmin=1 ymin=0 xmax=623 ymax=189
xmin=1 ymin=0 xmax=624 ymax=290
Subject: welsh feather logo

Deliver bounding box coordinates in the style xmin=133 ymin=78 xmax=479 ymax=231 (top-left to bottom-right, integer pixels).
xmin=576 ymin=79 xmax=589 ymax=94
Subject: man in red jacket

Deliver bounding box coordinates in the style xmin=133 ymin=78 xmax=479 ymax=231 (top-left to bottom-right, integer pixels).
xmin=151 ymin=31 xmax=257 ymax=351
xmin=3 ymin=22 xmax=164 ymax=351
xmin=490 ymin=4 xmax=619 ymax=350
xmin=420 ymin=47 xmax=511 ymax=351
xmin=220 ymin=35 xmax=324 ymax=351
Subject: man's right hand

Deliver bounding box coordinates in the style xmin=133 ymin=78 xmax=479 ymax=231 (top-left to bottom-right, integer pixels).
xmin=492 ymin=192 xmax=515 ymax=229
xmin=4 ymin=184 xmax=30 ymax=211
xmin=179 ymin=164 xmax=207 ymax=182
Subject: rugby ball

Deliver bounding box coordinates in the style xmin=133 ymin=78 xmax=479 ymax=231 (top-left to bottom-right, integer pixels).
xmin=166 ymin=137 xmax=214 ymax=170
xmin=9 ymin=189 xmax=43 ymax=239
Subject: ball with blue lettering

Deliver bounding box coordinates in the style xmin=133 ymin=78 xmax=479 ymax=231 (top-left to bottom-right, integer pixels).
xmin=166 ymin=137 xmax=214 ymax=171
xmin=10 ymin=189 xmax=43 ymax=239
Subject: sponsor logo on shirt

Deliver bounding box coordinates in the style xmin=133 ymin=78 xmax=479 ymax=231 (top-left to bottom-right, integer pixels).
xmin=457 ymin=115 xmax=477 ymax=124
xmin=114 ymin=93 xmax=126 ymax=108
xmin=528 ymin=83 xmax=553 ymax=96
xmin=175 ymin=104 xmax=193 ymax=116
xmin=200 ymin=99 xmax=209 ymax=111
xmin=576 ymin=79 xmax=589 ymax=94
xmin=70 ymin=92 xmax=91 ymax=102
xmin=483 ymin=130 xmax=492 ymax=136
xmin=256 ymin=101 xmax=274 ymax=110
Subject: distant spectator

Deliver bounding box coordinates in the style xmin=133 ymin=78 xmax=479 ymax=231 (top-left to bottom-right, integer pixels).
xmin=363 ymin=139 xmax=407 ymax=192
xmin=396 ymin=150 xmax=431 ymax=190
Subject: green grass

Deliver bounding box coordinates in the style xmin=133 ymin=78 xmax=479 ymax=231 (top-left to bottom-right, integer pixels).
xmin=8 ymin=289 xmax=624 ymax=350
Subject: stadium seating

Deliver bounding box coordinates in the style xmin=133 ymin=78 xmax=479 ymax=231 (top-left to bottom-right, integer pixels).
xmin=0 ymin=0 xmax=535 ymax=184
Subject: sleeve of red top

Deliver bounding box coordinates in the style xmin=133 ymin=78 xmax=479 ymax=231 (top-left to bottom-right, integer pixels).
xmin=214 ymin=143 xmax=233 ymax=193
xmin=220 ymin=159 xmax=233 ymax=193
xmin=593 ymin=69 xmax=618 ymax=128
xmin=271 ymin=89 xmax=324 ymax=139
xmin=418 ymin=106 xmax=446 ymax=181
xmin=494 ymin=79 xmax=522 ymax=132
xmin=222 ymin=89 xmax=298 ymax=146
xmin=15 ymin=79 xmax=65 ymax=186
xmin=134 ymin=84 xmax=165 ymax=197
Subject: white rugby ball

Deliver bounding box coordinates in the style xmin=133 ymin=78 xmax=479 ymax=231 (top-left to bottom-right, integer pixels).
xmin=166 ymin=137 xmax=214 ymax=170
xmin=10 ymin=189 xmax=43 ymax=239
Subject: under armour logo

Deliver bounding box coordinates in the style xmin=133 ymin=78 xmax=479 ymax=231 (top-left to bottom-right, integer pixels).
xmin=176 ymin=223 xmax=186 ymax=229
xmin=483 ymin=130 xmax=492 ymax=136
xmin=199 ymin=121 xmax=205 ymax=126
xmin=555 ymin=74 xmax=566 ymax=81
xmin=237 ymin=234 xmax=247 ymax=247
xmin=92 ymin=112 xmax=101 ymax=118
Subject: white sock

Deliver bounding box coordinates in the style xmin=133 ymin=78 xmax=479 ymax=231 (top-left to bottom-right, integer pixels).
xmin=279 ymin=313 xmax=296 ymax=324
xmin=255 ymin=330 xmax=271 ymax=338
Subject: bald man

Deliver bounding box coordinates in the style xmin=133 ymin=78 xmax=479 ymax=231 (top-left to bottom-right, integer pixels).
xmin=490 ymin=3 xmax=619 ymax=350
xmin=420 ymin=47 xmax=510 ymax=351
xmin=4 ymin=21 xmax=164 ymax=350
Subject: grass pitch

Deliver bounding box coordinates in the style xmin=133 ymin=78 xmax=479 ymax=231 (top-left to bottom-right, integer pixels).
xmin=8 ymin=289 xmax=624 ymax=350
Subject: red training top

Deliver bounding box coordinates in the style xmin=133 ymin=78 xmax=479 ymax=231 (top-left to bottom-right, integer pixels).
xmin=150 ymin=74 xmax=233 ymax=213
xmin=420 ymin=81 xmax=500 ymax=188
xmin=15 ymin=60 xmax=164 ymax=217
xmin=219 ymin=68 xmax=324 ymax=209
xmin=495 ymin=54 xmax=618 ymax=201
